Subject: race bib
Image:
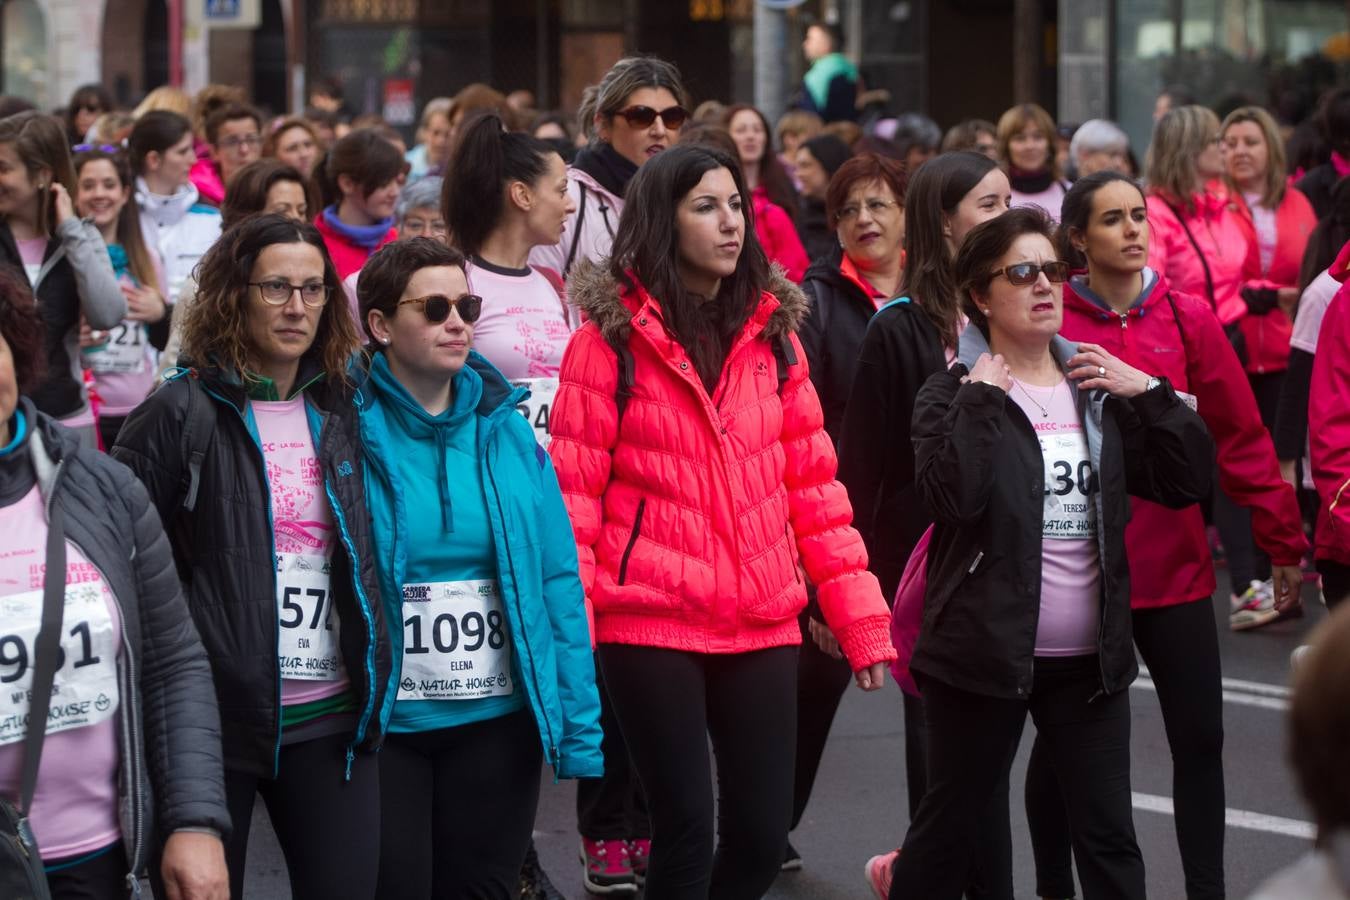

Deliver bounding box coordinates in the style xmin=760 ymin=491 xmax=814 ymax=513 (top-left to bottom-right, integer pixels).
xmin=397 ymin=579 xmax=513 ymax=701
xmin=1040 ymin=431 xmax=1098 ymax=540
xmin=276 ymin=553 xmax=343 ymax=681
xmin=512 ymin=378 xmax=558 ymax=447
xmin=87 ymin=321 xmax=150 ymax=375
xmin=0 ymin=583 xmax=119 ymax=746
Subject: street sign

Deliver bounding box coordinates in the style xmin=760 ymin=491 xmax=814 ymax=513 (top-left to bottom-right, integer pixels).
xmin=189 ymin=0 xmax=261 ymax=30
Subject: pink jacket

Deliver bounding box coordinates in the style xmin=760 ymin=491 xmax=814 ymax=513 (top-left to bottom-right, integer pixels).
xmin=1234 ymin=188 xmax=1317 ymax=374
xmin=1307 ymin=245 xmax=1350 ymax=564
xmin=313 ymin=211 xmax=397 ymax=281
xmin=752 ymin=187 xmax=809 ymax=283
xmin=549 ymin=261 xmax=895 ymax=668
xmin=530 ymin=167 xmax=623 ymax=284
xmin=1146 ymin=187 xmax=1253 ymax=326
xmin=188 ymin=158 xmax=225 ymax=207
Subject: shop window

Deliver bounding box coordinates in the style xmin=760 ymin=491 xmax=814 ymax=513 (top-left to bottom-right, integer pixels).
xmin=2 ymin=0 xmax=47 ymax=108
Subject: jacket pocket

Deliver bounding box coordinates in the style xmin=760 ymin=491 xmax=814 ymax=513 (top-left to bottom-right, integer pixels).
xmin=617 ymin=499 xmax=646 ymax=586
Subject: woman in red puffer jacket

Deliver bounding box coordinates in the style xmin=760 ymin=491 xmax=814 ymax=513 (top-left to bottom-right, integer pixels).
xmin=550 ymin=144 xmax=893 ymax=900
xmin=1027 ymin=171 xmax=1306 ymax=900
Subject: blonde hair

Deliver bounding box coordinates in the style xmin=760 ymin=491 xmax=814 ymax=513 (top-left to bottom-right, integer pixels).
xmin=1145 ymin=105 xmax=1221 ymax=212
xmin=996 ymin=103 xmax=1059 ymax=179
xmin=775 ymin=110 xmax=823 ymax=152
xmin=132 ymin=86 xmax=191 ymax=120
xmin=1222 ymin=105 xmax=1287 ymax=209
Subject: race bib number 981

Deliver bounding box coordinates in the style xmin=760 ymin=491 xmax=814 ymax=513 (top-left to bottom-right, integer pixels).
xmin=0 ymin=583 xmax=119 ymax=746
xmin=397 ymin=579 xmax=513 ymax=701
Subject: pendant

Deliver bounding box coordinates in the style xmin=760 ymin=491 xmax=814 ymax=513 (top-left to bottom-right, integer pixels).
xmin=1042 ymin=410 xmax=1049 ymax=418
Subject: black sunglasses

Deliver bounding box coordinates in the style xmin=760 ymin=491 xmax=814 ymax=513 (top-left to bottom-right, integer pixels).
xmin=990 ymin=261 xmax=1070 ymax=286
xmin=398 ymin=293 xmax=483 ymax=324
xmin=615 ymin=105 xmax=689 ymax=130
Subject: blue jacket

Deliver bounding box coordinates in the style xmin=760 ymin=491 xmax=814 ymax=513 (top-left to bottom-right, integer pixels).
xmin=357 ymin=350 xmax=603 ymax=779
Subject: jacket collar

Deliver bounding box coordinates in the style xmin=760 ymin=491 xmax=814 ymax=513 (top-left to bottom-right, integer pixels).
xmin=135 ymin=177 xmax=202 ymax=228
xmin=567 ymin=258 xmax=809 ymax=348
xmin=1063 ymin=267 xmax=1161 ymax=320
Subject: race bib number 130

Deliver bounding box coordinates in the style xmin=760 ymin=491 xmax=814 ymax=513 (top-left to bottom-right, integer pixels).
xmin=398 ymin=579 xmax=513 ymax=701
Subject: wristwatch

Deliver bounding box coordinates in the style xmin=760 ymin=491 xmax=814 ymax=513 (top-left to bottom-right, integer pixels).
xmin=1145 ymin=376 xmax=1162 ymax=392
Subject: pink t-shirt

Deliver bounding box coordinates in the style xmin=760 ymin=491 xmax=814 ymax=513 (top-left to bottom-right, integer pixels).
xmin=85 ymin=275 xmax=158 ymax=417
xmin=1009 ymin=378 xmax=1101 ymax=657
xmin=466 ymin=259 xmax=572 ymax=380
xmin=0 ymin=486 xmax=121 ymax=860
xmin=254 ymin=397 xmax=349 ymax=705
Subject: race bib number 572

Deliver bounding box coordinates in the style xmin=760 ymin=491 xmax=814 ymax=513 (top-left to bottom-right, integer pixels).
xmin=397 ymin=579 xmax=513 ymax=701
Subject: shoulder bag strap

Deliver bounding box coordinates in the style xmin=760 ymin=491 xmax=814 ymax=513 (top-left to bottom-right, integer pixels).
xmin=563 ymin=183 xmax=589 ymax=278
xmin=1162 ymin=199 xmax=1217 ymax=311
xmin=20 ymin=495 xmax=66 ymax=814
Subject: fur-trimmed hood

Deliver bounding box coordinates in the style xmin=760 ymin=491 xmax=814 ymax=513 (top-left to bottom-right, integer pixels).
xmin=568 ymin=258 xmax=808 ymax=346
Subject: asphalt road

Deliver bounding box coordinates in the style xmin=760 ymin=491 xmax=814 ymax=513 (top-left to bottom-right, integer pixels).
xmin=238 ymin=569 xmax=1323 ymax=899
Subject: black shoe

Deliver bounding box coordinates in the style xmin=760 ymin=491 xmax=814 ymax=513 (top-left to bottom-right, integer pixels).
xmin=520 ymin=842 xmax=566 ymax=900
xmin=781 ymin=840 xmax=803 ymax=872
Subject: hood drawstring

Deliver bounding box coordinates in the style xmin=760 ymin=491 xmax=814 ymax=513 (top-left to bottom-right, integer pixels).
xmin=436 ymin=425 xmax=454 ymax=532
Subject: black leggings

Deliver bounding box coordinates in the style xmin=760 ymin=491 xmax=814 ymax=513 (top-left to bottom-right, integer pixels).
xmin=1026 ymin=598 xmax=1224 ymax=899
xmin=223 ymin=732 xmax=380 ymax=900
xmin=45 ymin=843 xmax=126 ymax=900
xmin=576 ymin=654 xmax=650 ymax=840
xmin=891 ymin=657 xmax=1143 ymax=900
xmin=598 ymin=644 xmax=797 ymax=900
xmin=378 ymin=708 xmax=542 ymax=899
xmin=1213 ymin=371 xmax=1285 ymax=589
xmin=1319 ymin=559 xmax=1350 ymax=608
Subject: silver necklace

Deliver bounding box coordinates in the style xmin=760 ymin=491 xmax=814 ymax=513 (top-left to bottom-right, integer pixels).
xmin=1013 ymin=377 xmax=1055 ymax=417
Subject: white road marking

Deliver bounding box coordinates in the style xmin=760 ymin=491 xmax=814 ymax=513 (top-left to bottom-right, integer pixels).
xmin=1133 ymin=669 xmax=1290 ymax=711
xmin=1132 ymin=792 xmax=1314 ymax=840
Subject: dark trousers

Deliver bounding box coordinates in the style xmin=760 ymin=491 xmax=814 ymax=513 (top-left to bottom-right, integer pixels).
xmin=46 ymin=843 xmax=126 ymax=900
xmin=891 ymin=657 xmax=1143 ymax=900
xmin=598 ymin=644 xmax=797 ymax=900
xmin=222 ymin=732 xmax=380 ymax=900
xmin=1027 ymin=599 xmax=1224 ymax=899
xmin=576 ymin=654 xmax=650 ymax=840
xmin=378 ymin=709 xmax=542 ymax=899
xmin=1213 ymin=371 xmax=1284 ymax=589
xmin=1319 ymin=559 xmax=1350 ymax=608
xmin=790 ymin=618 xmax=853 ymax=829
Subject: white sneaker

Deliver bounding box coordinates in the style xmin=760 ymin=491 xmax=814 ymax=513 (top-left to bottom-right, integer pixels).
xmin=1230 ymin=579 xmax=1290 ymax=631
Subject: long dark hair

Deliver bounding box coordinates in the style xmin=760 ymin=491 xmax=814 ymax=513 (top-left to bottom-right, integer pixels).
xmin=1299 ymin=177 xmax=1350 ymax=292
xmin=72 ymin=148 xmax=158 ymax=291
xmin=899 ymin=150 xmax=999 ymax=347
xmin=221 ymin=159 xmax=314 ymax=229
xmin=724 ymin=104 xmax=799 ymax=217
xmin=609 ymin=144 xmax=771 ymax=391
xmin=127 ymin=110 xmax=192 ymax=179
xmin=1056 ymin=171 xmax=1146 ymax=269
xmin=443 ymin=112 xmax=558 ymax=256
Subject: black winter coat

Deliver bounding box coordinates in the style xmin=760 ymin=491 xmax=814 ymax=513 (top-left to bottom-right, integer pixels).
xmin=1296 ymin=162 xmax=1343 ymax=221
xmin=796 ymin=200 xmax=836 ymax=263
xmin=112 ymin=363 xmax=392 ymax=777
xmin=800 ymin=246 xmax=884 ymax=444
xmin=911 ymin=332 xmax=1214 ymax=700
xmin=835 ymin=297 xmax=949 ymax=599
xmin=16 ymin=401 xmax=229 ymax=877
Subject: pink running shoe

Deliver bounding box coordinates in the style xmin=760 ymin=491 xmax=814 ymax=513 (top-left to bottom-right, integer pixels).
xmin=864 ymin=849 xmax=899 ymax=900
xmin=579 ymin=838 xmax=638 ymax=895
xmin=627 ymin=838 xmax=651 ymax=885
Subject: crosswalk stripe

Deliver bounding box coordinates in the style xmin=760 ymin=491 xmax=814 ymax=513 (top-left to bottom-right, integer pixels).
xmin=1132 ymin=792 xmax=1314 ymax=840
xmin=1132 ymin=673 xmax=1290 ymax=711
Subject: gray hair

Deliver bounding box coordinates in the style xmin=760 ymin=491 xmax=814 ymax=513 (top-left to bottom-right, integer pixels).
xmin=397 ymin=176 xmax=443 ymax=221
xmin=578 ymin=56 xmax=689 ymax=143
xmin=1070 ymin=119 xmax=1129 ymax=162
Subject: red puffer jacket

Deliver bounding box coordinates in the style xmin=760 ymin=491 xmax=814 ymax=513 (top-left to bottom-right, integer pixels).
xmin=1060 ymin=272 xmax=1306 ymax=607
xmin=549 ymin=261 xmax=895 ymax=669
xmin=1234 ymin=188 xmax=1317 ymax=375
xmin=1309 ymin=267 xmax=1350 ymax=564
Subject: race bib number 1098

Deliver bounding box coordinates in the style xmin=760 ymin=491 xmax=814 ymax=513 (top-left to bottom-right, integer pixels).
xmin=397 ymin=579 xmax=513 ymax=701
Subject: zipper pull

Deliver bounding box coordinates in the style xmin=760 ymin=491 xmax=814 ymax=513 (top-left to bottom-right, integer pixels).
xmin=344 ymin=745 xmax=355 ymax=782
xmin=968 ymin=552 xmax=984 ymax=574
xmin=1118 ymin=312 xmax=1129 ymax=330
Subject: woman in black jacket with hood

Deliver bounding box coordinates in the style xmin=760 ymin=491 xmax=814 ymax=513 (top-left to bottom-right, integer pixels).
xmin=871 ymin=206 xmax=1212 ymax=900
xmin=113 ymin=215 xmax=391 ymax=900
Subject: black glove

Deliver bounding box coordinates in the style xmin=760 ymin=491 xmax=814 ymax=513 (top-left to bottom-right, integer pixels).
xmin=1241 ymin=286 xmax=1280 ymax=316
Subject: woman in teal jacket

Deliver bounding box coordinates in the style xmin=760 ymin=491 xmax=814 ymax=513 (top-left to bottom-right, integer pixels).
xmin=354 ymin=237 xmax=603 ymax=899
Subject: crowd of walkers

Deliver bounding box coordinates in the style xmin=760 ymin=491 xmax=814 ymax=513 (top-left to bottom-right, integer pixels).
xmin=0 ymin=18 xmax=1349 ymax=900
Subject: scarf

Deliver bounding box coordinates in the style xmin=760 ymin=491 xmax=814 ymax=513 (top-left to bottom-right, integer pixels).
xmin=320 ymin=205 xmax=395 ymax=249
xmin=803 ymin=53 xmax=858 ymax=111
xmin=1008 ymin=166 xmax=1055 ymax=195
xmin=573 ymin=143 xmax=640 ymax=199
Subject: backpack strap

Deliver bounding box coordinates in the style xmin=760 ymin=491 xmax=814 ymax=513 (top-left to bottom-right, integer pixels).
xmin=563 ymin=182 xmax=589 ymax=278
xmin=772 ymin=333 xmax=797 ymax=394
xmin=180 ymin=374 xmax=218 ymax=513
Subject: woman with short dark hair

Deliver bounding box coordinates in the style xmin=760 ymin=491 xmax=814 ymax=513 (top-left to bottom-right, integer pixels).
xmin=872 ymin=206 xmax=1212 ymax=899
xmin=314 ymin=129 xmax=405 ymax=279
xmin=552 ymin=144 xmax=894 ymax=898
xmin=354 ymin=236 xmax=601 ymax=897
xmin=112 ymin=214 xmax=391 ymax=900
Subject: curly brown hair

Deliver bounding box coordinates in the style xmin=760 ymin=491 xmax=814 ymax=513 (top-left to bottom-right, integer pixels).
xmin=180 ymin=213 xmax=359 ymax=386
xmin=0 ymin=267 xmax=46 ymax=393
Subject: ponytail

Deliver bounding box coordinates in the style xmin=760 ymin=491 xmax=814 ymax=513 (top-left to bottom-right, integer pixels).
xmin=442 ymin=111 xmax=556 ymax=256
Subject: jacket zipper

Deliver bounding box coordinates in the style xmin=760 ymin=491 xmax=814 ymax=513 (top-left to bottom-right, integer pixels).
xmin=617 ymin=499 xmax=646 ymax=586
xmin=485 ymin=458 xmax=560 ymax=769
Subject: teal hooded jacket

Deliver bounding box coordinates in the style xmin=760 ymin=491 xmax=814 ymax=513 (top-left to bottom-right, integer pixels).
xmin=357 ymin=350 xmax=603 ymax=779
